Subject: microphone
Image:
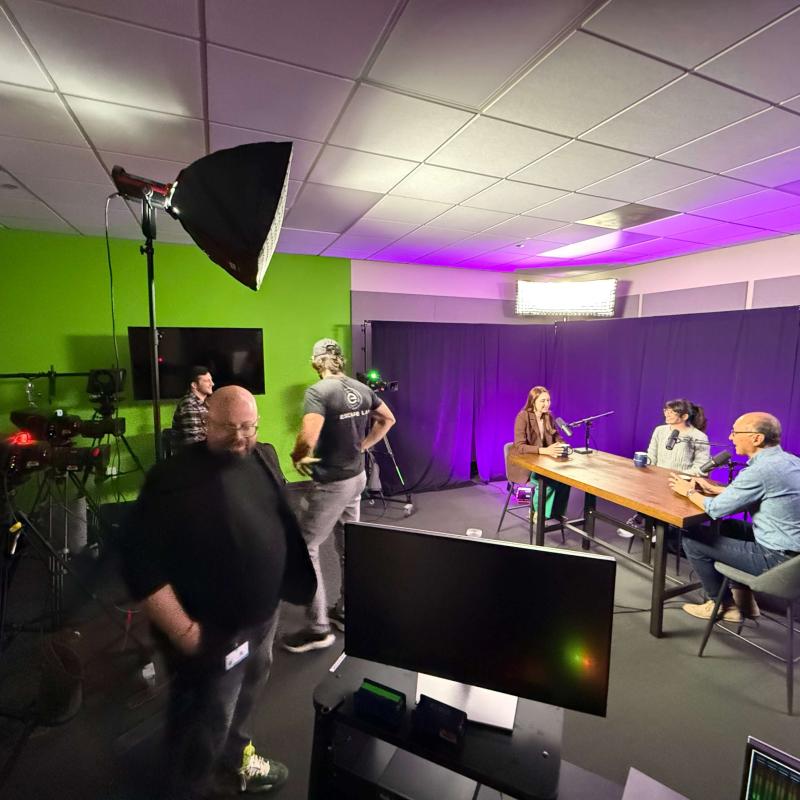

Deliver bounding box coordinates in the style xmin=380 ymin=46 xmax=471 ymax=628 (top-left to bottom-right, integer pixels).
xmin=665 ymin=429 xmax=680 ymax=451
xmin=699 ymin=450 xmax=731 ymax=474
xmin=554 ymin=417 xmax=573 ymax=437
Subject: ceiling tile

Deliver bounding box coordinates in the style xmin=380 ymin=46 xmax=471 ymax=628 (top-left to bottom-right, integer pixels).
xmin=724 ymin=146 xmax=800 ymax=187
xmin=285 ymin=180 xmax=301 ymax=210
xmin=661 ymin=108 xmax=800 ymax=173
xmin=391 ymin=165 xmax=496 ymax=204
xmin=537 ymin=230 xmax=656 ymax=258
xmin=393 ymin=226 xmax=473 ymax=249
xmin=672 ymin=220 xmax=773 ymax=244
xmin=208 ymin=124 xmax=321 ymax=181
xmin=369 ymin=0 xmax=597 ymax=107
xmin=642 ymin=176 xmax=761 ymax=212
xmin=329 ymin=85 xmax=473 ymax=161
xmin=308 ymin=146 xmax=417 ymax=193
xmin=0 ymin=181 xmax=55 ymax=217
xmin=29 ymin=0 xmax=201 ymax=36
xmin=462 ymin=181 xmax=566 ymax=214
xmin=285 ymin=183 xmax=382 ymax=233
xmin=0 ymin=6 xmax=50 ymax=89
xmin=487 ymin=32 xmax=681 ymax=137
xmin=579 ymin=203 xmax=677 ymax=229
xmin=486 ymin=215 xmax=565 ymax=238
xmin=206 ymin=0 xmax=395 ymax=78
xmin=66 ymin=96 xmax=206 ymax=163
xmin=698 ymin=9 xmax=800 ymax=103
xmin=276 ymin=227 xmax=340 ymax=255
xmin=362 ymin=195 xmax=452 ymax=225
xmin=536 ymin=222 xmax=608 ymax=244
xmin=695 ymin=190 xmax=800 ymax=222
xmin=583 ymin=75 xmax=768 ymax=155
xmin=207 ymin=45 xmax=353 ymax=141
xmin=0 ymin=212 xmax=75 ymax=232
xmin=98 ymin=151 xmax=188 ymax=184
xmin=9 ymin=0 xmax=203 ymax=116
xmin=454 ymin=251 xmax=524 ymax=270
xmin=783 ymin=95 xmax=800 ymax=113
xmin=22 ymin=176 xmax=116 ymax=221
xmin=428 ymin=117 xmax=567 ymax=178
xmin=583 ymin=0 xmax=797 ymax=67
xmin=429 ymin=206 xmax=514 ymax=232
xmin=413 ymin=236 xmax=512 ymax=264
xmin=626 ymin=213 xmax=720 ymax=237
xmin=345 ymin=218 xmax=419 ymax=238
xmin=512 ymin=140 xmax=646 ymax=191
xmin=323 ymin=235 xmax=393 ymax=259
xmin=583 ymin=159 xmax=706 ymax=203
xmin=0 ymin=84 xmax=84 ymax=145
xmin=0 ymin=135 xmax=108 ymax=182
xmin=531 ymin=193 xmax=622 ymax=223
xmin=58 ymin=199 xmax=140 ymax=236
xmin=737 ymin=204 xmax=800 ymax=233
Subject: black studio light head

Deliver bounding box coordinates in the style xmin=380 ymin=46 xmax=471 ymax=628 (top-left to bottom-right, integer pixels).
xmin=112 ymin=141 xmax=293 ymax=290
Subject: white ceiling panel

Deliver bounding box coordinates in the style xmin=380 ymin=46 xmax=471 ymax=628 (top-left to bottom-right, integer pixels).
xmin=98 ymin=151 xmax=188 ymax=184
xmin=724 ymin=146 xmax=800 ymax=187
xmin=308 ymin=146 xmax=417 ymax=194
xmin=672 ymin=221 xmax=775 ymax=244
xmin=22 ymin=176 xmax=115 ymax=221
xmin=583 ymin=159 xmax=707 ymax=203
xmin=285 ymin=180 xmax=302 ymax=210
xmin=390 ymin=165 xmax=496 ymax=204
xmin=487 ymin=32 xmax=681 ymax=137
xmin=462 ymin=181 xmax=566 ymax=214
xmin=0 ymin=185 xmax=55 ymax=217
xmin=583 ymin=0 xmax=798 ymax=68
xmin=9 ymin=0 xmax=204 ymax=116
xmin=208 ymin=124 xmax=321 ymax=181
xmin=276 ymin=227 xmax=340 ymax=256
xmin=35 ymin=0 xmax=201 ymax=36
xmin=0 ymin=212 xmax=74 ymax=231
xmin=417 ymin=238 xmax=511 ymax=264
xmin=486 ymin=215 xmax=565 ymax=239
xmin=535 ymin=222 xmax=609 ymax=244
xmin=387 ymin=225 xmax=472 ymax=249
xmin=455 ymin=251 xmax=525 ymax=269
xmin=323 ymin=235 xmax=394 ymax=259
xmin=0 ymin=6 xmax=50 ymax=89
xmin=429 ymin=206 xmax=513 ymax=232
xmin=698 ymin=9 xmax=800 ymax=103
xmin=694 ymin=190 xmax=800 ymax=222
xmin=783 ymin=96 xmax=800 ymax=112
xmin=661 ymin=108 xmax=800 ymax=173
xmin=642 ymin=176 xmax=761 ymax=213
xmin=345 ymin=218 xmax=419 ymax=238
xmin=369 ymin=0 xmax=597 ymax=107
xmin=0 ymin=84 xmax=84 ymax=145
xmin=66 ymin=97 xmax=206 ymax=163
xmin=737 ymin=205 xmax=800 ymax=234
xmin=427 ymin=117 xmax=568 ymax=178
xmin=511 ymin=140 xmax=646 ymax=191
xmin=207 ymin=45 xmax=354 ymax=141
xmin=285 ymin=183 xmax=382 ymax=233
xmin=0 ymin=135 xmax=108 ymax=182
xmin=584 ymin=75 xmax=768 ymax=155
xmin=205 ymin=0 xmax=395 ymax=78
xmin=362 ymin=195 xmax=452 ymax=225
xmin=329 ymin=85 xmax=473 ymax=161
xmin=532 ymin=193 xmax=623 ymax=223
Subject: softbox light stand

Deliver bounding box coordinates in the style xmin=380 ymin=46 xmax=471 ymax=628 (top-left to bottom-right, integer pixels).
xmin=112 ymin=142 xmax=293 ymax=461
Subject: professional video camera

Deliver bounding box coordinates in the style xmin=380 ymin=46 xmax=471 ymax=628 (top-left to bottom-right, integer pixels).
xmin=87 ymin=367 xmax=126 ymax=420
xmin=357 ymin=369 xmax=398 ymax=394
xmin=1 ymin=433 xmax=108 ymax=483
xmin=10 ymin=408 xmax=124 ymax=442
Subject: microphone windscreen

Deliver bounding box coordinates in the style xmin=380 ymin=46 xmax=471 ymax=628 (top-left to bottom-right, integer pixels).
xmin=700 ymin=449 xmax=731 ymax=473
xmin=555 ymin=417 xmax=573 ymax=437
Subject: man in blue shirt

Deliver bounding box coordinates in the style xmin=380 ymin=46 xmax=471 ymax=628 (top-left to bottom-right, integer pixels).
xmin=669 ymin=412 xmax=800 ymax=622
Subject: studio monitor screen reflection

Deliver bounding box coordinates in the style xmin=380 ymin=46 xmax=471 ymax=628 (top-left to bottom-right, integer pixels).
xmin=344 ymin=524 xmax=616 ymax=718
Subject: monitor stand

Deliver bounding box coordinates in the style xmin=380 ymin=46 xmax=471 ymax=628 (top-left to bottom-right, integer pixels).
xmin=416 ymin=673 xmax=519 ymax=731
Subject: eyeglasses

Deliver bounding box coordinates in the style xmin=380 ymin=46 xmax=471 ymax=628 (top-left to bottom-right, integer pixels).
xmin=730 ymin=429 xmax=757 ymax=436
xmin=208 ymin=419 xmax=259 ymax=437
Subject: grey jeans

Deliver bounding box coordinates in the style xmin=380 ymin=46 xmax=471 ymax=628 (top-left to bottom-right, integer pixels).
xmin=300 ymin=471 xmax=367 ymax=633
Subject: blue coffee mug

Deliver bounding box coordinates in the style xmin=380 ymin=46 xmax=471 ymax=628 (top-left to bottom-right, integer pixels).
xmin=633 ymin=451 xmax=651 ymax=468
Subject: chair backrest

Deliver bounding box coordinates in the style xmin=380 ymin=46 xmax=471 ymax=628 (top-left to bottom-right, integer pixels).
xmin=503 ymin=442 xmax=514 ymax=482
xmin=748 ymin=555 xmax=800 ymax=601
xmin=161 ymin=428 xmax=179 ymax=459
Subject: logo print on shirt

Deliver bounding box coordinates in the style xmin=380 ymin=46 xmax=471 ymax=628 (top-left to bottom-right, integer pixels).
xmin=344 ymin=387 xmax=361 ymax=410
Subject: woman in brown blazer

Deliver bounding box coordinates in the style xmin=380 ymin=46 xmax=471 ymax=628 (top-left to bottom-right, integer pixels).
xmin=507 ymin=385 xmax=571 ymax=520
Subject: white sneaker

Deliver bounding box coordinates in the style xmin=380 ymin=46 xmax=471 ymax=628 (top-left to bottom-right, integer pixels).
xmin=616 ymin=527 xmax=634 ymax=539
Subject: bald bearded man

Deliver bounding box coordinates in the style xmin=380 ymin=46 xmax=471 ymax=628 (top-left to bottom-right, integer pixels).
xmin=669 ymin=412 xmax=800 ymax=622
xmin=123 ymin=387 xmax=315 ymax=798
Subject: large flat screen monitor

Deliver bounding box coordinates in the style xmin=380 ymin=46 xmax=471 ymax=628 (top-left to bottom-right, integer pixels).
xmin=344 ymin=523 xmax=616 ymax=718
xmin=127 ymin=326 xmax=265 ymax=400
xmin=740 ymin=736 xmax=800 ymax=799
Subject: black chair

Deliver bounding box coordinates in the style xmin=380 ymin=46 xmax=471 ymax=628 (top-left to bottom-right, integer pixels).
xmin=698 ymin=555 xmax=800 ymax=715
xmin=160 ymin=428 xmax=180 ymax=459
xmin=496 ymin=443 xmax=565 ymax=542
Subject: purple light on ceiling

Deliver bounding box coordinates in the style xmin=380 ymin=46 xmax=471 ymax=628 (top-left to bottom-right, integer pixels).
xmin=738 ymin=204 xmax=800 ymax=234
xmin=627 ymin=212 xmax=717 ymax=237
xmin=694 ymin=190 xmax=800 ymax=222
xmin=537 ymin=230 xmax=656 ymax=259
xmin=777 ymin=178 xmax=800 ymax=196
xmin=671 ymin=221 xmax=773 ymax=245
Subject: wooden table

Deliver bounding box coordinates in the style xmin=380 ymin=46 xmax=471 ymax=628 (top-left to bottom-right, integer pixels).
xmin=509 ymin=449 xmax=708 ymax=637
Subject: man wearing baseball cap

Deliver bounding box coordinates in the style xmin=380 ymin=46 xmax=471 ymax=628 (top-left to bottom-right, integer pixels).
xmin=281 ymin=338 xmax=395 ymax=652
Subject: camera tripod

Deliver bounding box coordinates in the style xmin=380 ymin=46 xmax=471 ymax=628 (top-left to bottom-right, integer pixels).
xmin=364 ymin=435 xmax=414 ymax=517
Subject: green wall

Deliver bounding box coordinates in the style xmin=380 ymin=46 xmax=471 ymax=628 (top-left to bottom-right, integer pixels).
xmin=0 ymin=229 xmax=351 ymax=493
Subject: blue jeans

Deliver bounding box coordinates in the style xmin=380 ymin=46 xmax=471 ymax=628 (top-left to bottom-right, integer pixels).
xmin=682 ymin=520 xmax=790 ymax=600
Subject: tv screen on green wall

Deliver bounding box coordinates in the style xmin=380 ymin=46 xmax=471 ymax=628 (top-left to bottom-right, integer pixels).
xmin=128 ymin=326 xmax=265 ymax=400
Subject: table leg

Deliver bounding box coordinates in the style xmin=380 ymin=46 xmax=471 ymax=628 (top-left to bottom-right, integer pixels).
xmin=308 ymin=705 xmax=335 ymax=800
xmin=533 ymin=475 xmax=546 ymax=546
xmin=649 ymin=520 xmax=667 ymax=638
xmin=581 ymin=493 xmax=596 ymax=551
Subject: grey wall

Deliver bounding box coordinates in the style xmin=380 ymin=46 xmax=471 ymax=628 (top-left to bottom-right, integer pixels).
xmin=752 ymin=274 xmax=800 ymax=309
xmin=640 ymin=282 xmax=748 ymax=317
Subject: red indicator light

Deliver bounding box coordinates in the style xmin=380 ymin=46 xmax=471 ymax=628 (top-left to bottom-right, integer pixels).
xmin=9 ymin=431 xmax=34 ymax=445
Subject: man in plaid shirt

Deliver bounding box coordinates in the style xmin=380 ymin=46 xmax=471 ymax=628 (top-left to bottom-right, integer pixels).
xmin=172 ymin=366 xmax=214 ymax=448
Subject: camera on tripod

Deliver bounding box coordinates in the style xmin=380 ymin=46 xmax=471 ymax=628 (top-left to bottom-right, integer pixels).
xmin=357 ymin=369 xmax=398 ymax=394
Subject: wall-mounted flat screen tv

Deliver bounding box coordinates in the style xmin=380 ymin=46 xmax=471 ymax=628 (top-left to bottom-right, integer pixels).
xmin=128 ymin=326 xmax=265 ymax=400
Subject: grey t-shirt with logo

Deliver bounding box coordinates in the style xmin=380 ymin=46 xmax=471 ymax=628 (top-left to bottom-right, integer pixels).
xmin=304 ymin=375 xmax=383 ymax=483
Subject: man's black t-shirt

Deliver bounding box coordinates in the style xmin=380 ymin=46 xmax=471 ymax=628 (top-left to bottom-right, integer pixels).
xmin=124 ymin=443 xmax=290 ymax=634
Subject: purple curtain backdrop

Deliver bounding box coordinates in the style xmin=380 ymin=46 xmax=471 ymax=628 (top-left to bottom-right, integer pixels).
xmin=371 ymin=308 xmax=800 ymax=495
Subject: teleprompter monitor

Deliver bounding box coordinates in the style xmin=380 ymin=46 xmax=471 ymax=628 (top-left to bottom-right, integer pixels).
xmin=740 ymin=736 xmax=800 ymax=799
xmin=344 ymin=523 xmax=616 ymax=719
xmin=127 ymin=326 xmax=264 ymax=400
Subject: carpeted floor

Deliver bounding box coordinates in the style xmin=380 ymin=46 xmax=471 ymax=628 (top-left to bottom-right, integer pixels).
xmin=0 ymin=481 xmax=797 ymax=800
